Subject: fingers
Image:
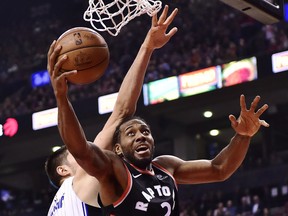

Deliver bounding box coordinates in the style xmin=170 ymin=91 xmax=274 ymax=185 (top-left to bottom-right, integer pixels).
xmin=229 ymin=114 xmax=237 ymax=128
xmin=47 ymin=40 xmax=56 ymax=71
xmin=259 ymin=119 xmax=270 ymax=127
xmin=166 ymin=27 xmax=178 ymax=39
xmin=58 ymin=70 xmax=78 ymax=80
xmin=239 ymin=94 xmax=247 ymax=111
xmin=240 ymin=94 xmax=269 ymax=128
xmin=163 ymin=8 xmax=178 ymax=26
xmin=241 ymin=94 xmax=263 ymax=113
xmin=155 ymin=5 xmax=178 ymax=27
xmin=152 ymin=12 xmax=158 ymax=27
xmin=250 ymin=95 xmax=261 ymax=111
xmin=49 ymin=43 xmax=61 ymax=67
xmin=158 ymin=5 xmax=169 ymax=25
xmin=47 ymin=40 xmax=56 ymax=63
xmin=244 ymin=94 xmax=268 ymax=117
xmin=255 ymin=104 xmax=269 ymax=117
xmin=48 ymin=42 xmax=62 ymax=77
xmin=54 ymin=55 xmax=67 ymax=74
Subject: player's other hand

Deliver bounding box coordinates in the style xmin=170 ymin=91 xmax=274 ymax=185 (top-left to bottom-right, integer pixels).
xmin=229 ymin=94 xmax=269 ymax=137
xmin=144 ymin=5 xmax=178 ymax=50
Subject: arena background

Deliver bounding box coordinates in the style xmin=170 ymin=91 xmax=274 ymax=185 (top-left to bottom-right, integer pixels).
xmin=0 ymin=0 xmax=287 ymax=215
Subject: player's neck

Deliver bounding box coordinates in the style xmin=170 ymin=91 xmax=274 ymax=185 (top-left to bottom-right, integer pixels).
xmin=125 ymin=159 xmax=152 ymax=171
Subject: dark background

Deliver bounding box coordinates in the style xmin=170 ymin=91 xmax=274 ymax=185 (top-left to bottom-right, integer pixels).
xmin=0 ymin=0 xmax=287 ymax=215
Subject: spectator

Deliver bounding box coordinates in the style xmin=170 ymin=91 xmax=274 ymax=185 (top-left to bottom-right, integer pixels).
xmin=251 ymin=195 xmax=264 ymax=216
xmin=237 ymin=196 xmax=252 ymax=216
xmin=226 ymin=199 xmax=237 ymax=216
xmin=213 ymin=202 xmax=227 ymax=216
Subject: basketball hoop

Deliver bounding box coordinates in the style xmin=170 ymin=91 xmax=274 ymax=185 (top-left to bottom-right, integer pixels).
xmin=83 ymin=0 xmax=162 ymax=36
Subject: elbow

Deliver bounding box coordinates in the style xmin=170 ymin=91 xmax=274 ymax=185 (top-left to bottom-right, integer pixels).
xmin=115 ymin=101 xmax=136 ymax=118
xmin=212 ymin=165 xmax=234 ymax=182
xmin=219 ymin=172 xmax=233 ymax=182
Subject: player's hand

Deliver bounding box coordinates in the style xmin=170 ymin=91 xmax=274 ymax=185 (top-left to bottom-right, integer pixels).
xmin=47 ymin=40 xmax=77 ymax=97
xmin=229 ymin=94 xmax=269 ymax=137
xmin=143 ymin=5 xmax=178 ymax=50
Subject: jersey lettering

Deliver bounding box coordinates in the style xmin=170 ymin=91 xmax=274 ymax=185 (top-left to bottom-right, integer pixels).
xmin=154 ymin=185 xmax=163 ymax=196
xmin=161 ymin=202 xmax=171 ymax=216
xmin=50 ymin=193 xmax=65 ymax=215
xmin=142 ymin=185 xmax=172 ymax=202
xmin=138 ymin=185 xmax=174 ymax=213
xmin=147 ymin=188 xmax=155 ymax=198
xmin=142 ymin=191 xmax=153 ymax=202
xmin=135 ymin=201 xmax=149 ymax=211
xmin=135 ymin=201 xmax=172 ymax=215
xmin=106 ymin=162 xmax=179 ymax=215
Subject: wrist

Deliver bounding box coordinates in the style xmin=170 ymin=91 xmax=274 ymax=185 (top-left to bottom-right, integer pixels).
xmin=141 ymin=36 xmax=155 ymax=52
xmin=235 ymin=133 xmax=252 ymax=139
xmin=141 ymin=43 xmax=155 ymax=52
xmin=55 ymin=93 xmax=69 ymax=105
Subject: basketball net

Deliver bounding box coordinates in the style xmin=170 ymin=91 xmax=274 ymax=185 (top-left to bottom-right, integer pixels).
xmin=83 ymin=0 xmax=162 ymax=36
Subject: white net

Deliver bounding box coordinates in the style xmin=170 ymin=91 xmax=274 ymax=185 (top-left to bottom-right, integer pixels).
xmin=83 ymin=0 xmax=162 ymax=36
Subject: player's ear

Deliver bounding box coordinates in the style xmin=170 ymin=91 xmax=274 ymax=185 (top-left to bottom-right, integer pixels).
xmin=56 ymin=165 xmax=71 ymax=177
xmin=114 ymin=144 xmax=123 ymax=157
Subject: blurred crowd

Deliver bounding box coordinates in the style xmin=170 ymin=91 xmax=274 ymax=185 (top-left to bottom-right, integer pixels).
xmin=0 ymin=0 xmax=288 ymax=119
xmin=179 ymin=191 xmax=288 ymax=216
xmin=0 ymin=0 xmax=288 ymax=215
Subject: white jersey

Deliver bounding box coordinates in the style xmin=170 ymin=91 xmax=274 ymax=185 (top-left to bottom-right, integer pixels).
xmin=47 ymin=177 xmax=102 ymax=216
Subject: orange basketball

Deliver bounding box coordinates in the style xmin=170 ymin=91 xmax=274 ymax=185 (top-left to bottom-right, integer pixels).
xmin=56 ymin=27 xmax=109 ymax=85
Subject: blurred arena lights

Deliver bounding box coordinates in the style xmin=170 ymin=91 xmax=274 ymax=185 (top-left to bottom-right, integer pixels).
xmin=203 ymin=111 xmax=213 ymax=118
xmin=209 ymin=129 xmax=220 ymax=136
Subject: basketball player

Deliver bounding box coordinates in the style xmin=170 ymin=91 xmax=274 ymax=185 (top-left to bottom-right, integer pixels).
xmin=51 ymin=7 xmax=270 ymax=216
xmin=66 ymin=93 xmax=269 ymax=216
xmin=45 ymin=145 xmax=103 ymax=215
xmin=46 ymin=5 xmax=178 ymax=216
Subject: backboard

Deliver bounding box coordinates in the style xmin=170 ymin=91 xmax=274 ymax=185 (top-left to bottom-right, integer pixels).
xmin=219 ymin=0 xmax=284 ymax=24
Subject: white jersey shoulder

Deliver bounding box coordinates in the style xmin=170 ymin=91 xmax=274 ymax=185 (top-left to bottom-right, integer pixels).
xmin=47 ymin=177 xmax=88 ymax=216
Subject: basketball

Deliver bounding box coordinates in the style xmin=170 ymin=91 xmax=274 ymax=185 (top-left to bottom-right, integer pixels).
xmin=55 ymin=27 xmax=109 ymax=85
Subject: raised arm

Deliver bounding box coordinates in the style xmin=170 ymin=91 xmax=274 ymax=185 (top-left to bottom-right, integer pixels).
xmin=47 ymin=41 xmax=109 ymax=177
xmin=47 ymin=6 xmax=178 ymax=177
xmin=155 ymin=94 xmax=269 ymax=184
xmin=94 ymin=5 xmax=178 ymax=149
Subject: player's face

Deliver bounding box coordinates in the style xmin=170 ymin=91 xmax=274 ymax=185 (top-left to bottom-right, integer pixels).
xmin=118 ymin=119 xmax=155 ymax=169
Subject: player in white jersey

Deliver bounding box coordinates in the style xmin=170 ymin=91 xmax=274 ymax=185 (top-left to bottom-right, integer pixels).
xmin=46 ymin=146 xmax=103 ymax=216
xmin=46 ymin=6 xmax=178 ymax=215
xmin=48 ymin=176 xmax=102 ymax=216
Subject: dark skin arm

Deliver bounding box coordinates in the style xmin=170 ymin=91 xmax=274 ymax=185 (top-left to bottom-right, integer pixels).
xmin=154 ymin=94 xmax=269 ymax=184
xmin=47 ymin=5 xmax=178 ymax=205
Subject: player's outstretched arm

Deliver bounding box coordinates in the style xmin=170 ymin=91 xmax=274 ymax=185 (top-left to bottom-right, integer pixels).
xmin=155 ymin=94 xmax=269 ymax=184
xmin=94 ymin=5 xmax=178 ymax=149
xmin=208 ymin=95 xmax=269 ymax=179
xmin=47 ymin=41 xmax=111 ymax=177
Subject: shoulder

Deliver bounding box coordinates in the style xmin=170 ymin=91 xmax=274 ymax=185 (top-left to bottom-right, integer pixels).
xmin=153 ymin=155 xmax=184 ymax=175
xmin=61 ymin=176 xmax=74 ymax=187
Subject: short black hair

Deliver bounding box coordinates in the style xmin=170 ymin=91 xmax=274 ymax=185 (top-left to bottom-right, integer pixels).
xmin=112 ymin=116 xmax=150 ymax=145
xmin=44 ymin=146 xmax=68 ymax=188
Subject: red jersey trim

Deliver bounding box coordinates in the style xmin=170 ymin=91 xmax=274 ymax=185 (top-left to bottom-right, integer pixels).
xmin=113 ymin=162 xmax=132 ymax=207
xmin=128 ymin=161 xmax=155 ymax=176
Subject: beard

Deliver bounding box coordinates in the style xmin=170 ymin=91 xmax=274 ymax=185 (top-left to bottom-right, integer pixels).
xmin=123 ymin=147 xmax=155 ymax=169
